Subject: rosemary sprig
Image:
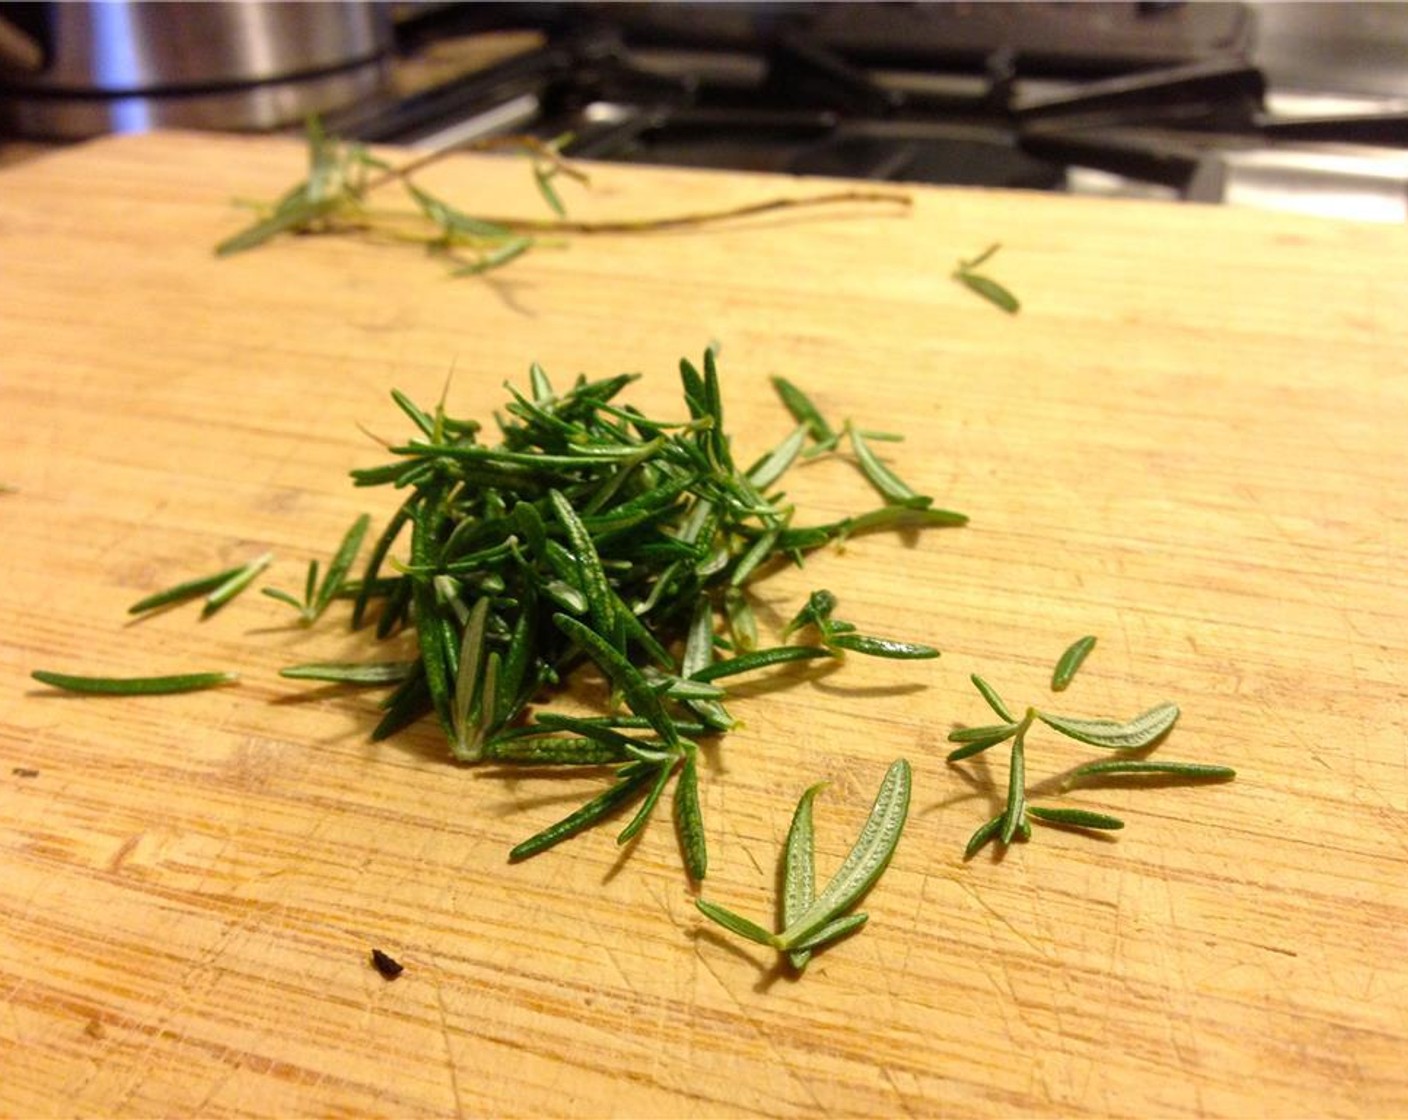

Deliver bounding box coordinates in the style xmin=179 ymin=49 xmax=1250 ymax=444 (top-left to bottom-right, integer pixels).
xmin=953 ymin=242 xmax=1020 ymax=314
xmin=218 ymin=118 xmax=911 ymax=277
xmin=31 ymin=670 xmax=239 ymax=695
xmin=695 ymin=759 xmax=911 ymax=971
xmin=947 ymin=663 xmax=1234 ymax=858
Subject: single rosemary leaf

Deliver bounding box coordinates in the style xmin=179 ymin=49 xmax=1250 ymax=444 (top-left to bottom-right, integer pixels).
xmin=312 ymin=513 xmax=371 ymax=620
xmin=451 ymin=597 xmax=490 ymax=761
xmin=534 ymin=165 xmax=566 ymax=217
xmin=128 ymin=563 xmax=247 ymax=614
xmin=955 ymin=270 xmax=1020 ymax=315
xmin=201 ymin=552 xmax=273 ymax=617
xmin=789 ymin=911 xmax=870 ymax=954
xmin=371 ymin=669 xmax=432 ymax=740
xmin=453 ymin=237 xmax=533 ymax=276
xmin=1037 ymin=702 xmax=1180 ymax=750
xmin=31 ymin=670 xmax=239 ymax=695
xmin=782 ymin=782 xmax=825 ymax=972
xmin=260 ymin=587 xmax=308 ymax=612
xmin=303 ymin=559 xmax=320 ymax=609
xmin=946 ymin=731 xmax=1017 ymax=763
xmin=1051 ymin=635 xmax=1097 ymax=692
xmin=694 ymin=898 xmax=777 ymax=948
xmin=723 ymin=586 xmax=758 ymax=652
xmin=553 ymin=613 xmax=680 ymax=749
xmin=827 ymin=633 xmax=939 ymax=660
xmin=682 ymin=596 xmax=716 ymax=680
xmin=745 ymin=424 xmax=808 ymax=491
xmin=406 ymin=182 xmax=514 ymax=239
xmin=961 ymin=242 xmax=1001 ymax=270
xmin=674 ymin=753 xmax=708 ymax=882
xmin=617 ymin=757 xmax=677 ymax=844
xmin=947 ymin=722 xmax=1020 ymax=744
xmin=527 ymin=713 xmax=664 ymax=761
xmin=412 ymin=582 xmax=456 ymax=741
xmin=529 ymin=361 xmax=554 ymax=402
xmin=849 ymin=427 xmax=931 ymax=509
xmin=780 ymin=758 xmax=911 ymax=949
xmin=1027 ymin=806 xmax=1125 ymax=831
xmin=279 ymin=661 xmax=417 ymax=684
xmin=971 ymin=673 xmax=1016 ymax=723
xmin=508 ymin=764 xmax=656 ymax=862
xmin=770 ymin=376 xmax=836 ymax=444
xmin=390 ymin=388 xmax=437 ymax=438
xmin=689 ymin=645 xmax=833 ymax=683
xmin=1063 ymin=760 xmax=1237 ymax=787
xmin=964 ymin=814 xmax=1005 ymax=859
xmin=485 ymin=737 xmax=629 ymax=765
xmin=999 ymin=733 xmax=1027 ymax=845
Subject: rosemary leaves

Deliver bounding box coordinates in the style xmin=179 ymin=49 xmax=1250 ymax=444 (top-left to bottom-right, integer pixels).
xmin=947 ymin=642 xmax=1235 ymax=858
xmin=282 ymin=353 xmax=961 ymax=881
xmin=695 ymin=759 xmax=911 ymax=970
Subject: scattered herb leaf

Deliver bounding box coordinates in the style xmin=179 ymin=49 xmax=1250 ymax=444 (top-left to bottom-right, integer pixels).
xmin=31 ymin=670 xmax=239 ymax=695
xmin=1051 ymin=635 xmax=1097 ymax=691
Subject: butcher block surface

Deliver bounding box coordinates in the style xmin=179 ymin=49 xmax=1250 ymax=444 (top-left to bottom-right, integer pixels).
xmin=1 ymin=131 xmax=1405 ymax=1117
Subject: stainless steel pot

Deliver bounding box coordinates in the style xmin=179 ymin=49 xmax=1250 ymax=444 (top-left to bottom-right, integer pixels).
xmin=0 ymin=1 xmax=391 ymax=139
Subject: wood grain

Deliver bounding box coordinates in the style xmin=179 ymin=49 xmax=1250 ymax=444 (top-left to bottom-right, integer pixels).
xmin=1 ymin=131 xmax=1405 ymax=1118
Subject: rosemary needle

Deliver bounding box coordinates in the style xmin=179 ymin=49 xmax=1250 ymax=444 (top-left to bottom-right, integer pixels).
xmin=31 ymin=670 xmax=239 ymax=695
xmin=202 ymin=552 xmax=273 ymax=617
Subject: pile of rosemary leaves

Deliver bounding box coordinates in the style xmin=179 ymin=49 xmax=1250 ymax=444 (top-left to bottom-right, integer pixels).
xmin=281 ymin=351 xmax=961 ymax=881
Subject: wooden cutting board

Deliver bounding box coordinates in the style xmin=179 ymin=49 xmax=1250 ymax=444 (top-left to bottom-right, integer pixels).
xmin=1 ymin=131 xmax=1405 ymax=1117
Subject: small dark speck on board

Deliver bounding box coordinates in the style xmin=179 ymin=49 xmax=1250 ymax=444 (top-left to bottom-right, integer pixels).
xmin=371 ymin=948 xmax=404 ymax=979
xmin=12 ymin=767 xmax=39 ymax=778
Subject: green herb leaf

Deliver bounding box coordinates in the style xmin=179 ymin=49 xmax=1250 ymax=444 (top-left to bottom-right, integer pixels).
xmin=1037 ymin=702 xmax=1180 ymax=750
xmin=674 ymin=753 xmax=708 ymax=882
xmin=789 ymin=911 xmax=869 ymax=954
xmin=1062 ymin=760 xmax=1237 ymax=787
xmin=1051 ymin=635 xmax=1097 ymax=692
xmin=971 ymin=673 xmax=1016 ymax=723
xmin=1027 ymin=806 xmax=1125 ymax=831
xmin=201 ymin=552 xmax=272 ymax=617
xmin=782 ymin=782 xmax=825 ymax=971
xmin=553 ymin=613 xmax=680 ymax=749
xmin=998 ymin=732 xmax=1027 ymax=845
xmin=31 ymin=670 xmax=239 ymax=695
xmin=826 ymin=633 xmax=939 ymax=660
xmin=770 ymin=376 xmax=836 ymax=444
xmin=694 ymin=898 xmax=777 ymax=948
xmin=955 ymin=270 xmax=1020 ymax=314
xmin=279 ymin=661 xmax=417 ymax=684
xmin=689 ymin=645 xmax=833 ymax=683
xmin=314 ymin=513 xmax=371 ymax=621
xmin=964 ymin=814 xmax=1004 ymax=859
xmin=849 ymin=427 xmax=931 ymax=509
xmin=508 ymin=765 xmax=655 ymax=862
